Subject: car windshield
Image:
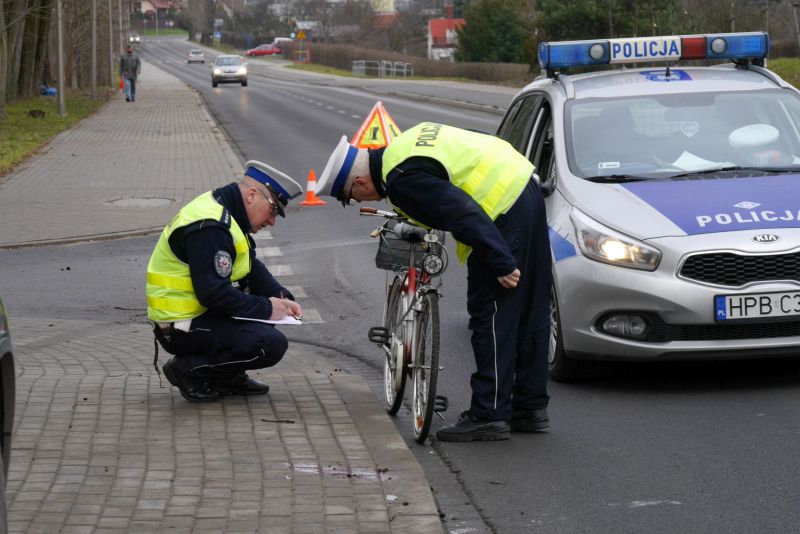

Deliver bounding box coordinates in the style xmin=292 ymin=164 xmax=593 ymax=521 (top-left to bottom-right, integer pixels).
xmin=566 ymin=89 xmax=800 ymax=179
xmin=216 ymin=57 xmax=242 ymax=66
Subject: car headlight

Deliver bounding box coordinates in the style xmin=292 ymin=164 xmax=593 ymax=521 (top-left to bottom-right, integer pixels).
xmin=237 ymin=67 xmax=247 ymax=75
xmin=570 ymin=209 xmax=661 ymax=271
xmin=213 ymin=68 xmax=222 ymax=75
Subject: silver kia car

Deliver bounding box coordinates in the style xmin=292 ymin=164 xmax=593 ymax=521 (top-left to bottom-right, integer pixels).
xmin=497 ymin=32 xmax=800 ymax=380
xmin=0 ymin=298 xmax=14 ymax=531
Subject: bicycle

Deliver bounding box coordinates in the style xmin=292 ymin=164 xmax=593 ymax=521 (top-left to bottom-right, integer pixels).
xmin=361 ymin=207 xmax=449 ymax=443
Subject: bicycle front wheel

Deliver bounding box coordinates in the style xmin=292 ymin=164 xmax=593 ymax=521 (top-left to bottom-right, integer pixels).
xmin=384 ymin=276 xmax=407 ymax=415
xmin=411 ymin=291 xmax=440 ymax=443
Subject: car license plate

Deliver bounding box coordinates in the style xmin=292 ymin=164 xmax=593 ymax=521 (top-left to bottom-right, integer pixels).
xmin=715 ymin=291 xmax=800 ymax=321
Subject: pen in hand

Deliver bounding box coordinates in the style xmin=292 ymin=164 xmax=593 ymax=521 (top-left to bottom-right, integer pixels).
xmin=280 ymin=291 xmax=302 ymax=320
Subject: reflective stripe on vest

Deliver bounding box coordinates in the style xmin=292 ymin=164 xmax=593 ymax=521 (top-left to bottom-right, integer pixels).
xmin=146 ymin=192 xmax=251 ymax=321
xmin=381 ymin=122 xmax=534 ymax=262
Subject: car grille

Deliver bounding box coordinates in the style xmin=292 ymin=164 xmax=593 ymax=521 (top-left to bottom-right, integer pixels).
xmin=680 ymin=251 xmax=800 ymax=286
xmin=650 ymin=318 xmax=800 ymax=341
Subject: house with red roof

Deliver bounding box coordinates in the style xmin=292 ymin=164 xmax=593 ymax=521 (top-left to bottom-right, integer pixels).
xmin=427 ymin=16 xmax=465 ymax=61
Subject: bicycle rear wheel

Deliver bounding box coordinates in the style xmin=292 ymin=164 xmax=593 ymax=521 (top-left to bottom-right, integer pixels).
xmin=384 ymin=276 xmax=407 ymax=415
xmin=411 ymin=291 xmax=440 ymax=443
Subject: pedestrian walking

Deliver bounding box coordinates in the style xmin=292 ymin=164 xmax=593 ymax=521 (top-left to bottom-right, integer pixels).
xmin=120 ymin=44 xmax=141 ymax=102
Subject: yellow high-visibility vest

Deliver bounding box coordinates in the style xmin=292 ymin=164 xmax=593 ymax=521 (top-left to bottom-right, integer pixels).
xmin=146 ymin=192 xmax=251 ymax=322
xmin=382 ymin=122 xmax=534 ymax=262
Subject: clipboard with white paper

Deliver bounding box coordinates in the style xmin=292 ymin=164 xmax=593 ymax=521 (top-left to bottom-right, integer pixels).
xmin=233 ymin=315 xmax=302 ymax=325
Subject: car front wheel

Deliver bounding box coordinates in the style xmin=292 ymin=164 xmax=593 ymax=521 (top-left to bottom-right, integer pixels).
xmin=212 ymin=78 xmax=218 ymax=88
xmin=548 ymin=283 xmax=584 ymax=382
xmin=241 ymin=79 xmax=247 ymax=87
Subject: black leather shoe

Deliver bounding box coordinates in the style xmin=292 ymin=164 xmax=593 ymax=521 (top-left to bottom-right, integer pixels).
xmin=511 ymin=408 xmax=549 ymax=432
xmin=162 ymin=358 xmax=220 ymax=403
xmin=179 ymin=383 xmax=220 ymax=403
xmin=435 ymin=411 xmax=510 ymax=442
xmin=162 ymin=357 xmax=182 ymax=388
xmin=214 ymin=372 xmax=269 ymax=396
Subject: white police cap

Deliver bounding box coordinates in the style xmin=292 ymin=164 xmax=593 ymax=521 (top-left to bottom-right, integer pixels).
xmin=244 ymin=160 xmax=303 ymax=217
xmin=316 ymin=135 xmax=359 ymax=207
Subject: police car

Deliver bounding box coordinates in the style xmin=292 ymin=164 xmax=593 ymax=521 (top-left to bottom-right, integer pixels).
xmin=496 ymin=32 xmax=800 ymax=380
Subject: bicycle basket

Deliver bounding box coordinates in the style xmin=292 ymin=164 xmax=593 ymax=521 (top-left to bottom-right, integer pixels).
xmin=374 ymin=221 xmax=446 ymax=272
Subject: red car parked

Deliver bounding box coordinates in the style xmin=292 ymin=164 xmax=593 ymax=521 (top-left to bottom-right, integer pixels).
xmin=246 ymin=44 xmax=281 ymax=56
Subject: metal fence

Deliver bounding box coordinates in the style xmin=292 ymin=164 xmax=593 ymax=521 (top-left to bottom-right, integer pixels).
xmin=352 ymin=60 xmax=415 ymax=78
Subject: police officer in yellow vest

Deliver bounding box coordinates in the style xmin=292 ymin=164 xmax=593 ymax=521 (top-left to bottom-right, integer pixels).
xmin=316 ymin=123 xmax=551 ymax=442
xmin=147 ymin=161 xmax=303 ymax=403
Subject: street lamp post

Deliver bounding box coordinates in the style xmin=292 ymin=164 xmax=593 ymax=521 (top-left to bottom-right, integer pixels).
xmin=794 ymin=3 xmax=800 ymax=55
xmin=91 ymin=0 xmax=97 ymax=98
xmin=118 ymin=0 xmax=124 ymax=60
xmin=57 ymin=0 xmax=66 ymax=116
xmin=108 ymin=0 xmax=114 ymax=88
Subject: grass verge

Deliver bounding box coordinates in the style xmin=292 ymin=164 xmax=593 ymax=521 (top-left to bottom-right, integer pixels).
xmin=0 ymin=89 xmax=110 ymax=176
xmin=768 ymin=57 xmax=800 ymax=88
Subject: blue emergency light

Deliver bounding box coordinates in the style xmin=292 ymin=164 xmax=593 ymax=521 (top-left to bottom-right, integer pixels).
xmin=538 ymin=32 xmax=769 ymax=71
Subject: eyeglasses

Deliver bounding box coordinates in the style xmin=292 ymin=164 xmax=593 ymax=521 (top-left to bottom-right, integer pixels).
xmin=341 ymin=180 xmax=356 ymax=207
xmin=256 ymin=187 xmax=280 ymax=217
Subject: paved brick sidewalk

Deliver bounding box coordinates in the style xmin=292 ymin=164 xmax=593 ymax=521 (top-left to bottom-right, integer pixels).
xmin=0 ymin=62 xmax=443 ymax=532
xmin=0 ymin=62 xmax=241 ymax=248
xmin=7 ymin=318 xmax=441 ymax=533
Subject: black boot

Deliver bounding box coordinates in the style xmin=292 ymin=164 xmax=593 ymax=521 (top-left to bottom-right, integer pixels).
xmin=213 ymin=372 xmax=270 ymax=396
xmin=510 ymin=408 xmax=549 ymax=432
xmin=162 ymin=357 xmax=220 ymax=403
xmin=435 ymin=411 xmax=510 ymax=442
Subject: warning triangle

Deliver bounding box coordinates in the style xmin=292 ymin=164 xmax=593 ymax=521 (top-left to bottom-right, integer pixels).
xmin=352 ymin=101 xmax=402 ymax=148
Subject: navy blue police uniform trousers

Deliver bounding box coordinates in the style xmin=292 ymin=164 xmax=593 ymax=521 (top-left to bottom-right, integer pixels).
xmin=157 ymin=313 xmax=288 ymax=378
xmin=466 ymin=181 xmax=551 ymax=421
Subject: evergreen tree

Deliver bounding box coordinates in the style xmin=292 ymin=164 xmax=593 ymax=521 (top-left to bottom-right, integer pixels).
xmin=455 ymin=0 xmax=528 ymax=63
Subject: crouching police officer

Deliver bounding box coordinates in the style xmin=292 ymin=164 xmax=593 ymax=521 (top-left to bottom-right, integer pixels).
xmin=317 ymin=122 xmax=552 ymax=442
xmin=146 ymin=161 xmax=303 ymax=402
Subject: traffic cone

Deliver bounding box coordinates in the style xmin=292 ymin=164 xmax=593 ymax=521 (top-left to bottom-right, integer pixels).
xmin=299 ymin=169 xmax=327 ymax=206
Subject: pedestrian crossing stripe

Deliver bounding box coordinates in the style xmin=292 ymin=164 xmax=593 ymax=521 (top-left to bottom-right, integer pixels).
xmin=256 ymin=247 xmax=282 ymax=258
xmin=352 ymin=101 xmax=401 ymax=149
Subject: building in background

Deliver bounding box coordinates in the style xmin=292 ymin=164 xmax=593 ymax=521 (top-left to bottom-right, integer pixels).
xmin=427 ymin=13 xmax=464 ymax=61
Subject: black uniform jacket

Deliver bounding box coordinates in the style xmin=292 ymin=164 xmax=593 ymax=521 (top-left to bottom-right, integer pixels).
xmin=371 ymin=148 xmax=518 ymax=276
xmin=167 ymin=182 xmax=291 ymax=320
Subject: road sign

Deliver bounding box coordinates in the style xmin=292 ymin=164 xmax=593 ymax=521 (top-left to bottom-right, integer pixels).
xmin=352 ymin=101 xmax=401 ymax=148
xmin=297 ymin=30 xmax=306 ymax=40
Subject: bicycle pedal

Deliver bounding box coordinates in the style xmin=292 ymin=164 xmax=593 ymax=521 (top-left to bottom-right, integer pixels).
xmin=433 ymin=395 xmax=449 ymax=413
xmin=368 ymin=326 xmax=389 ymax=344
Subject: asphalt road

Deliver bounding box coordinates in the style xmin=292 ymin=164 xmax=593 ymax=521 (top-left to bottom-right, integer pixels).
xmin=4 ymin=37 xmax=800 ymax=534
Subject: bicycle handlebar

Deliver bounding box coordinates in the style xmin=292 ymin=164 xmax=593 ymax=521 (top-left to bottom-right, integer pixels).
xmin=392 ymin=222 xmax=428 ymax=243
xmin=359 ymin=207 xmax=398 ymax=218
xmin=360 ymin=207 xmax=432 ymax=243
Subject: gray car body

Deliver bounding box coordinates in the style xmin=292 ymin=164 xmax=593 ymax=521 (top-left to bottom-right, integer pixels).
xmin=499 ymin=63 xmax=800 ymax=368
xmin=0 ymin=298 xmax=14 ymax=533
xmin=211 ymin=55 xmax=247 ymax=86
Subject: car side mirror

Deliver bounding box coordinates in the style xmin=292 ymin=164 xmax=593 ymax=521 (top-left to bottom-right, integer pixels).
xmin=533 ymin=172 xmax=555 ymax=197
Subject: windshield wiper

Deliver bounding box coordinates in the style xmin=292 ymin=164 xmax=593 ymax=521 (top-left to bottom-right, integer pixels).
xmin=669 ymin=166 xmax=800 ymax=179
xmin=585 ymin=174 xmax=648 ymax=183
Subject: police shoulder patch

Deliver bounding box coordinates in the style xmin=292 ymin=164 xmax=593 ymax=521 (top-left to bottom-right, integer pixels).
xmin=214 ymin=250 xmax=233 ymax=277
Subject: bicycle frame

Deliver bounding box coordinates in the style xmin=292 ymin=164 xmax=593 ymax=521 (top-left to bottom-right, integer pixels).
xmin=363 ymin=206 xmax=447 ymax=443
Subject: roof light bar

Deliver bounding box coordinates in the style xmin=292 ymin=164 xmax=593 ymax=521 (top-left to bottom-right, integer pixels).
xmin=538 ymin=32 xmax=769 ymax=71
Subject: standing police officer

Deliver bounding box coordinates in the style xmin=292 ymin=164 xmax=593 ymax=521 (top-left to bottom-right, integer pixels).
xmin=146 ymin=161 xmax=303 ymax=403
xmin=316 ymin=122 xmax=552 ymax=442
